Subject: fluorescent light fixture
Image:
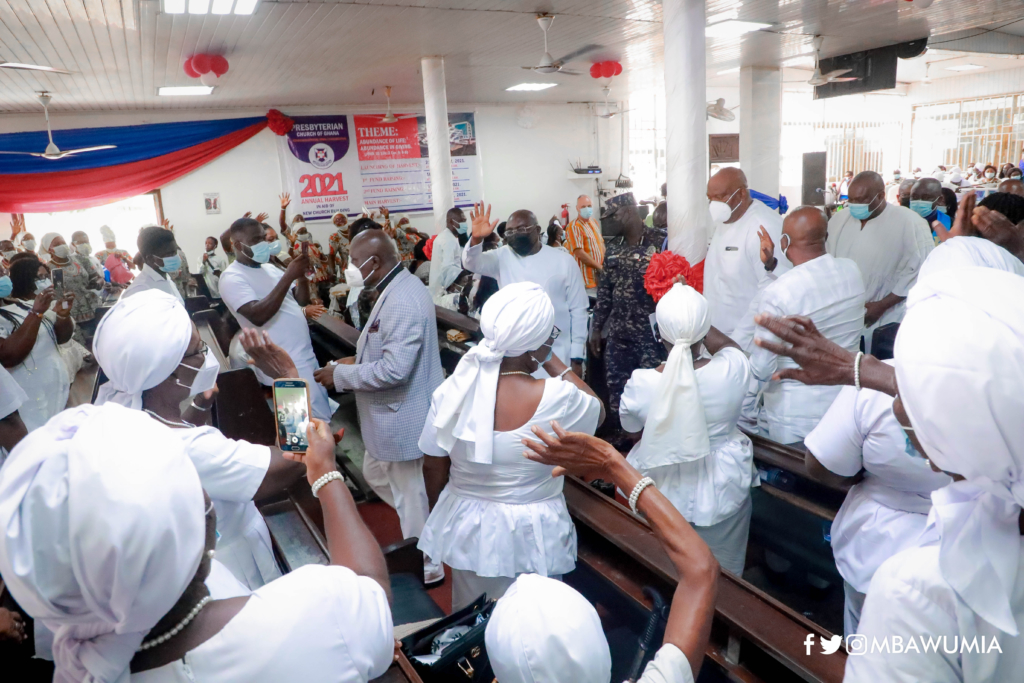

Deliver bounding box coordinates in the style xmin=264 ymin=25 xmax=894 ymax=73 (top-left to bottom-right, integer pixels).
xmin=707 ymin=9 xmax=739 ymax=25
xmin=506 ymin=83 xmax=557 ymax=91
xmin=163 ymin=0 xmax=186 ymax=13
xmin=945 ymin=64 xmax=984 ymax=72
xmin=233 ymin=0 xmax=259 ymax=14
xmin=188 ymin=0 xmax=210 ymax=13
xmin=717 ymin=67 xmax=740 ymax=75
xmin=705 ymin=20 xmax=772 ymax=38
xmin=212 ymin=0 xmax=234 ymax=14
xmin=159 ymin=86 xmax=214 ymax=96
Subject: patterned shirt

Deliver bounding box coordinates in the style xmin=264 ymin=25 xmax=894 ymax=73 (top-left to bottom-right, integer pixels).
xmin=290 ymin=241 xmax=332 ymax=283
xmin=94 ymin=248 xmax=133 ymax=269
xmin=592 ymin=228 xmax=662 ymax=341
xmin=565 ymin=216 xmax=606 ymax=289
xmin=328 ymin=230 xmax=350 ymax=275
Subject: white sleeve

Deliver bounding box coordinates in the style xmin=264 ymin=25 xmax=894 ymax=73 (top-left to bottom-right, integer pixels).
xmin=218 ymin=269 xmax=259 ymax=314
xmin=803 ymin=386 xmax=865 ymax=477
xmin=748 ymin=293 xmax=784 ymax=383
xmin=0 ymin=366 xmax=27 ymax=420
xmin=418 ymin=399 xmax=449 ymax=457
xmin=461 ymin=240 xmax=501 ymax=278
xmin=563 ymin=254 xmax=591 ymax=359
xmin=638 ymin=644 xmax=696 ymax=683
xmin=552 ymin=380 xmax=601 ymax=436
xmin=619 ymin=371 xmax=649 ymax=434
xmin=179 ymin=427 xmax=271 ymax=502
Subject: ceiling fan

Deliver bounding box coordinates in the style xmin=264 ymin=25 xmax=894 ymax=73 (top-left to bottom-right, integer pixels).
xmin=706 ymin=98 xmax=737 ymax=122
xmin=0 ymin=59 xmax=74 ymax=75
xmin=0 ymin=92 xmax=115 ymax=160
xmin=377 ymin=86 xmax=417 ymax=124
xmin=594 ymin=86 xmax=632 ymax=119
xmin=807 ymin=36 xmax=858 ymax=86
xmin=521 ymin=15 xmax=599 ymax=76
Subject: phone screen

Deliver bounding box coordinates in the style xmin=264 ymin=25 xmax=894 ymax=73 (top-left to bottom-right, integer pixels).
xmin=273 ymin=379 xmax=312 ymax=452
xmin=52 ymin=268 xmax=65 ymax=300
xmin=301 ymin=241 xmax=309 ymax=256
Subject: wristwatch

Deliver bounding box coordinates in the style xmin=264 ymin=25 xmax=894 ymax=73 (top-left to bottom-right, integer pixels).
xmin=764 ymin=257 xmax=778 ymax=272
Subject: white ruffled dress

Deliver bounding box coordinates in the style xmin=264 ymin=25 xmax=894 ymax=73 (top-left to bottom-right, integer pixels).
xmin=418 ymin=378 xmax=601 ymax=578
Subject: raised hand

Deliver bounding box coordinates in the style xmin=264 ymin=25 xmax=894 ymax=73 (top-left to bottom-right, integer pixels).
xmin=280 ymin=192 xmax=291 ymax=208
xmin=243 ymin=211 xmax=253 ymax=219
xmin=973 ymin=204 xmax=1024 ymax=259
xmin=239 ymin=328 xmax=299 ymax=379
xmin=757 ymin=226 xmax=775 ymax=265
xmin=934 ymin=192 xmax=975 ymax=243
xmin=55 ymin=292 xmax=75 ymax=318
xmin=522 ymin=421 xmax=623 ymax=480
xmin=162 ymin=218 xmax=174 ymax=232
xmin=32 ymin=287 xmax=55 ymax=316
xmin=470 ymin=201 xmax=499 ymax=240
xmin=255 ymin=212 xmax=269 ymax=223
xmin=753 ymin=314 xmax=855 ymax=385
xmin=9 ymin=215 xmax=24 ymax=239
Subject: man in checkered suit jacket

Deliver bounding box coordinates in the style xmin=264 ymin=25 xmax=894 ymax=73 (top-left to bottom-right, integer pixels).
xmin=316 ymin=229 xmax=445 ymax=583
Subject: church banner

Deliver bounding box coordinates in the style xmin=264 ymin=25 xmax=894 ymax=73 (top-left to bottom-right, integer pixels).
xmin=277 ymin=112 xmax=480 ymax=220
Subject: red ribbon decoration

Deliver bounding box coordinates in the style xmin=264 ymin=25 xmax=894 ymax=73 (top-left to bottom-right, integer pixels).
xmin=267 ymin=109 xmax=294 ymax=136
xmin=644 ymin=250 xmax=705 ymax=301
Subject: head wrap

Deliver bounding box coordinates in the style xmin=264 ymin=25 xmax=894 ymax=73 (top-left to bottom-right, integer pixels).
xmin=0 ymin=403 xmax=205 ymax=683
xmin=99 ymin=225 xmax=115 ymax=243
xmin=895 ymin=267 xmax=1024 ymax=636
xmin=919 ymin=236 xmax=1024 ymax=280
xmin=93 ymin=290 xmax=192 ymax=409
xmin=431 ymin=282 xmax=554 ymax=464
xmin=634 ymin=283 xmax=711 ymax=470
xmin=40 ymin=232 xmax=61 ymax=253
xmin=485 ymin=574 xmax=611 ymax=683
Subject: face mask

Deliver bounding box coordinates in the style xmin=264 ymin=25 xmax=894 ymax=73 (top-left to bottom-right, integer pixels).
xmin=52 ymin=244 xmax=70 ymax=259
xmin=893 ymin=175 xmax=901 ymax=182
xmin=244 ymin=241 xmax=271 ymax=264
xmin=22 ymin=240 xmax=36 ymax=251
xmin=157 ymin=254 xmax=182 ymax=274
xmin=986 ymin=172 xmax=996 ymax=179
xmin=176 ymin=346 xmax=219 ymax=397
xmin=75 ymin=243 xmax=92 ymax=256
xmin=0 ymin=276 xmax=11 ymax=298
xmin=903 ymin=432 xmax=925 ymax=461
xmin=580 ymin=206 xmax=593 ymax=220
xmin=296 ymin=233 xmax=311 ymax=243
xmin=909 ymin=199 xmax=936 ymax=218
xmin=1012 ymin=174 xmax=1023 ymax=181
xmin=2 ymin=250 xmax=15 ymax=261
xmin=344 ymin=256 xmax=375 ymax=289
xmin=847 ymin=195 xmax=878 ymax=220
xmin=35 ymin=278 xmax=52 ymax=294
xmin=708 ymin=188 xmax=740 ymax=223
xmin=510 ymin=232 xmax=534 ymax=256
xmin=779 ymin=233 xmax=791 ymax=259
xmin=267 ymin=240 xmax=282 ymax=257
xmin=936 ymin=205 xmax=948 ymax=215
xmin=456 ymin=221 xmax=469 ymax=236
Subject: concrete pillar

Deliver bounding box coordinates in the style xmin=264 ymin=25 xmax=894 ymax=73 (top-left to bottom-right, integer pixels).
xmin=662 ymin=0 xmax=708 ymax=263
xmin=421 ymin=56 xmax=454 ymax=235
xmin=739 ymin=66 xmax=782 ymax=197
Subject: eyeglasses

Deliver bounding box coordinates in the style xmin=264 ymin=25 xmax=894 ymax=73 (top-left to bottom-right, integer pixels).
xmin=541 ymin=327 xmax=561 ymax=346
xmin=182 ymin=341 xmax=210 ymax=367
xmin=505 ymin=224 xmax=540 ymax=236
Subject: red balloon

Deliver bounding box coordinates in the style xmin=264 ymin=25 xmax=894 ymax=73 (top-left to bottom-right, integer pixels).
xmin=600 ymin=61 xmax=615 ymax=78
xmin=183 ymin=57 xmax=200 ymax=78
xmin=613 ymin=61 xmax=623 ymax=76
xmin=590 ymin=63 xmax=602 ymax=79
xmin=210 ymin=55 xmax=229 ymax=76
xmin=191 ymin=54 xmax=213 ymax=74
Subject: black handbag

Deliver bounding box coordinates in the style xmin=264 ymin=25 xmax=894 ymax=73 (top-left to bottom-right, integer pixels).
xmin=400 ymin=593 xmax=495 ymax=683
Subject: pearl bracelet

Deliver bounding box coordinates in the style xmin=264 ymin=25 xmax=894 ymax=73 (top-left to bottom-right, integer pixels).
xmin=311 ymin=470 xmax=344 ymax=498
xmin=628 ymin=476 xmax=656 ymax=515
xmin=854 ymin=351 xmax=864 ymax=391
xmin=557 ymin=367 xmax=571 ymax=380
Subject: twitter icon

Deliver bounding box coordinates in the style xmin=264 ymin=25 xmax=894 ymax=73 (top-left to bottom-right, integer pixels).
xmin=820 ymin=635 xmax=843 ymax=655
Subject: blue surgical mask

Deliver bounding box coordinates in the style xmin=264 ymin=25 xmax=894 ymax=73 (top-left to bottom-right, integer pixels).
xmin=936 ymin=205 xmax=948 ymax=215
xmin=580 ymin=206 xmax=593 ymax=220
xmin=847 ymin=203 xmax=873 ymax=220
xmin=457 ymin=221 xmax=469 ymax=236
xmin=246 ymin=241 xmax=272 ymax=264
xmin=158 ymin=254 xmax=182 ymax=274
xmin=267 ymin=240 xmax=282 ymax=257
xmin=0 ymin=275 xmax=12 ymax=298
xmin=909 ymin=199 xmax=936 ymax=218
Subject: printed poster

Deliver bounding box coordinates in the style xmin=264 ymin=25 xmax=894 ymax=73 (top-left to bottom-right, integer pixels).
xmin=277 ymin=112 xmax=480 ymax=220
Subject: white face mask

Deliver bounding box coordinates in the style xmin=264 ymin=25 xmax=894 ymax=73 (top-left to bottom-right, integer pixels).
xmin=176 ymin=346 xmax=219 ymax=397
xmin=75 ymin=243 xmax=92 ymax=256
xmin=344 ymin=256 xmax=375 ymax=289
xmin=22 ymin=240 xmax=36 ymax=251
xmin=35 ymin=278 xmax=52 ymax=294
xmin=708 ymin=188 xmax=741 ymax=224
xmin=2 ymin=250 xmax=16 ymax=260
xmin=296 ymin=233 xmax=311 ymax=243
xmin=52 ymin=244 xmax=70 ymax=259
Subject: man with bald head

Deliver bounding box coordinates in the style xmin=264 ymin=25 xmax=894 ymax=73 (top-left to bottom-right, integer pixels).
xmin=747 ymin=207 xmax=866 ymax=443
xmin=826 ymin=171 xmax=932 ymax=353
xmin=910 ymin=177 xmax=951 ymax=233
xmin=314 ymin=226 xmax=445 ymax=584
xmin=463 ymin=202 xmax=589 ymax=376
xmin=428 ymin=206 xmax=470 ymax=305
xmin=704 ymin=167 xmax=790 ymax=338
xmin=895 ymin=177 xmax=915 ymax=208
xmin=998 ymin=178 xmax=1024 ymax=197
xmin=565 ymin=193 xmax=605 ymax=294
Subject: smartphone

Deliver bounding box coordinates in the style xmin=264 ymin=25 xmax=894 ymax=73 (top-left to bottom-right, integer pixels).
xmin=273 ymin=379 xmax=313 ymax=452
xmin=301 ymin=240 xmax=309 ymax=256
xmin=52 ymin=268 xmax=65 ymax=301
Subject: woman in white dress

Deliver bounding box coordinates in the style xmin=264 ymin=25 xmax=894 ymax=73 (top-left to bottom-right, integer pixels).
xmin=93 ymin=289 xmax=305 ymax=590
xmin=0 ymin=402 xmax=394 ymax=683
xmin=418 ymin=282 xmax=605 ymax=610
xmin=619 ymin=283 xmax=757 ymax=575
xmin=0 ymin=255 xmax=75 ymax=431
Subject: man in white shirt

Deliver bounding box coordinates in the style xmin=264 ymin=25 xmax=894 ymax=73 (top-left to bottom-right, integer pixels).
xmin=838 ymin=170 xmax=854 ymax=200
xmin=826 ymin=171 xmax=932 ymax=353
xmin=122 ymin=225 xmax=184 ymax=302
xmin=703 ymin=167 xmax=791 ymax=346
xmin=197 ymin=236 xmax=228 ymax=299
xmin=218 ymin=217 xmax=333 ymax=420
xmin=750 ymin=207 xmax=866 ymax=444
xmin=462 ymin=203 xmax=589 ymax=376
xmin=428 ymin=207 xmax=468 ymax=305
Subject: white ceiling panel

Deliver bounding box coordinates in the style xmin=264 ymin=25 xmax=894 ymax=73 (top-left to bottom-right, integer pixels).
xmin=0 ymin=0 xmax=1020 ymax=113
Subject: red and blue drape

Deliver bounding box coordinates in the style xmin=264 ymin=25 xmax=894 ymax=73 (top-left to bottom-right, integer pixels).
xmin=0 ymin=116 xmax=268 ymax=213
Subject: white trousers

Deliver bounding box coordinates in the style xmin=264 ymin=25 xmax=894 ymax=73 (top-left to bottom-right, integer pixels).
xmin=362 ymin=452 xmax=430 ymax=542
xmin=451 ymin=570 xmax=562 ymax=612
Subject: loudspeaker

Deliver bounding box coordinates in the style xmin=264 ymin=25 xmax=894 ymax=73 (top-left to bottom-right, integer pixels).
xmin=802 ymin=152 xmax=827 ymax=206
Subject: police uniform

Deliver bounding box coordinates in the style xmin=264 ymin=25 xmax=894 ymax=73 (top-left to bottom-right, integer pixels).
xmin=592 ymin=226 xmax=666 ymax=415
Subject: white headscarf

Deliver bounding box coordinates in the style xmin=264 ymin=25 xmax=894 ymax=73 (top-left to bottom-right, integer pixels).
xmin=485 ymin=574 xmax=611 ymax=683
xmin=895 ymin=266 xmax=1024 ymax=636
xmin=40 ymin=232 xmax=61 ymax=253
xmin=431 ymin=282 xmax=554 ymax=464
xmin=0 ymin=403 xmax=205 ymax=683
xmin=93 ymin=289 xmax=192 ymax=409
xmin=99 ymin=225 xmax=116 ymax=243
xmin=634 ymin=283 xmax=711 ymax=470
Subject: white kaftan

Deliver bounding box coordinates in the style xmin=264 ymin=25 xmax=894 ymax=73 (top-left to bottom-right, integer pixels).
xmin=131 ymin=565 xmax=394 ymax=683
xmin=462 ymin=242 xmax=590 ymax=370
xmin=123 ymin=264 xmax=184 ymax=302
xmin=428 ymin=229 xmax=464 ymax=305
xmin=418 ymin=379 xmax=600 ymax=582
xmin=749 ymin=254 xmax=866 ymax=444
xmin=805 ymin=374 xmax=950 ymax=634
xmin=702 ymin=199 xmax=791 ymax=337
xmin=638 ymin=644 xmax=696 ymax=683
xmin=0 ymin=304 xmax=69 ymax=432
xmin=619 ymin=347 xmax=757 ymax=574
